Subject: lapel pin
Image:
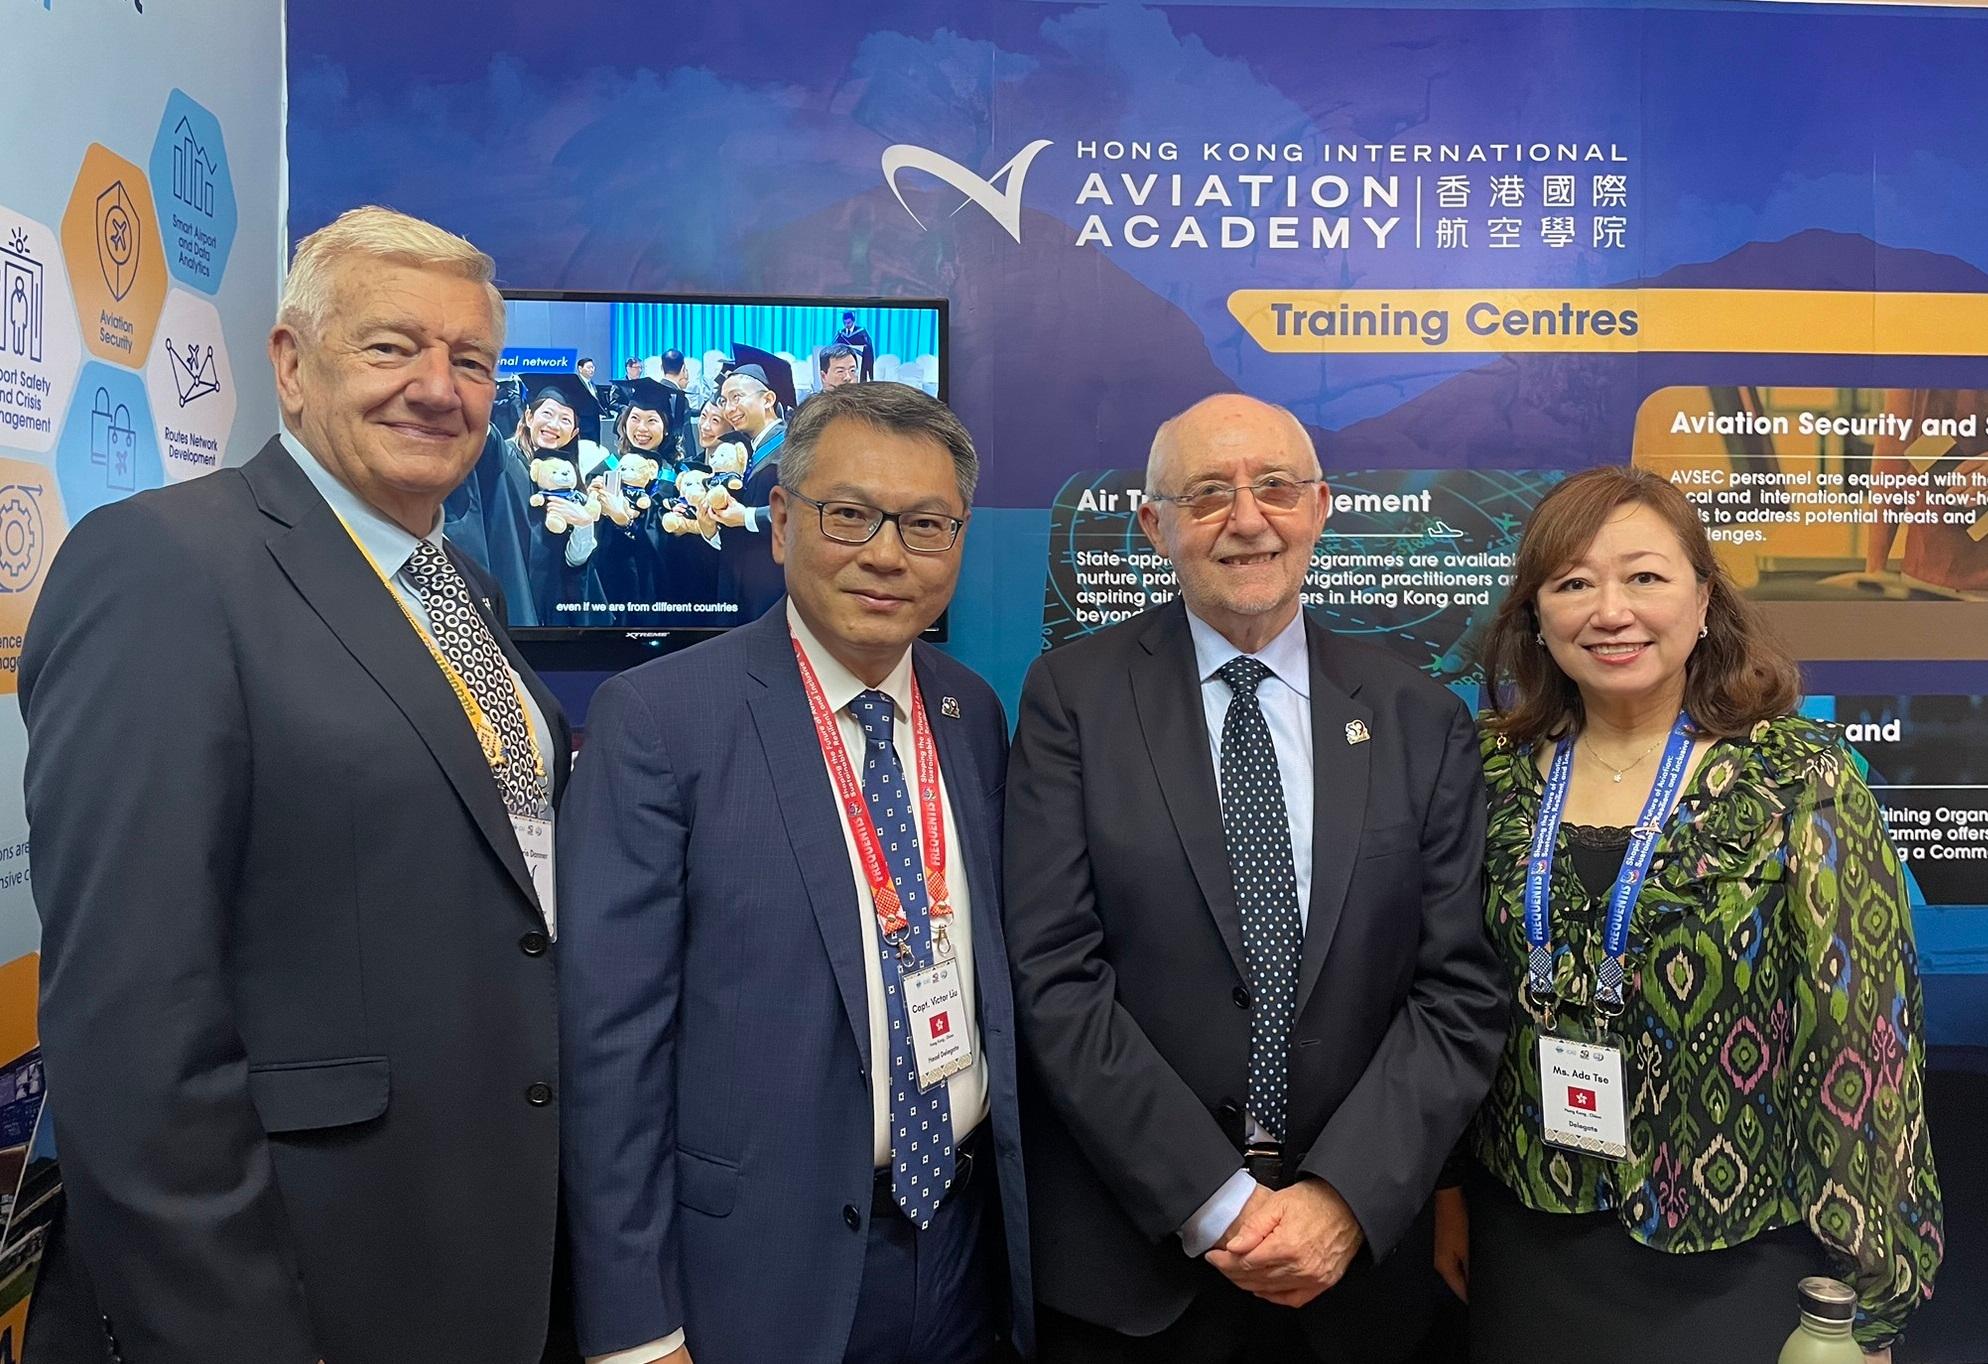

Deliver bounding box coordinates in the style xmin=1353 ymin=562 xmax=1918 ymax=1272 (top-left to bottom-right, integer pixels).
xmin=480 ymin=596 xmax=494 ymax=611
xmin=1344 ymin=720 xmax=1370 ymax=745
xmin=941 ymin=695 xmax=962 ymax=719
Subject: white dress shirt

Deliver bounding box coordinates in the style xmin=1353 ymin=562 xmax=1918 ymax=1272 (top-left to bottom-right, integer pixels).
xmin=1176 ymin=604 xmax=1316 ymax=1257
xmin=590 ymin=605 xmax=991 ymax=1364
xmin=790 ymin=601 xmax=992 ymax=1160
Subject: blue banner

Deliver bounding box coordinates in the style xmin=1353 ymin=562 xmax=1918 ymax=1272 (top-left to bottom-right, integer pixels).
xmin=288 ymin=1 xmax=1988 ymax=1062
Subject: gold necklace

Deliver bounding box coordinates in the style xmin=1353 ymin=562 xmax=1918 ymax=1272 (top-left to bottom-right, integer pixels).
xmin=1583 ymin=735 xmax=1662 ymax=784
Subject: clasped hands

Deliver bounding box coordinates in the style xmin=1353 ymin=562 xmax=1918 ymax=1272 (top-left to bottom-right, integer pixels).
xmin=1204 ymin=1176 xmax=1363 ymax=1309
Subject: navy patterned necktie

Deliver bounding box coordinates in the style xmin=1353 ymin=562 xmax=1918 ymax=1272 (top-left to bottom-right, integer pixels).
xmin=850 ymin=689 xmax=956 ymax=1229
xmin=401 ymin=540 xmax=547 ymax=819
xmin=1215 ymin=656 xmax=1302 ymax=1143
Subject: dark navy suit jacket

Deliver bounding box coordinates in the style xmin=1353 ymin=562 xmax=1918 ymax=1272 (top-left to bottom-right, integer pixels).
xmin=558 ymin=604 xmax=1033 ymax=1363
xmin=20 ymin=439 xmax=570 ymax=1364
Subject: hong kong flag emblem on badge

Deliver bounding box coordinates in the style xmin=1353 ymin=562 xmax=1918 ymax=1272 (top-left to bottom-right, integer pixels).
xmin=1568 ymin=1086 xmax=1597 ymax=1112
xmin=929 ymin=1012 xmax=951 ymax=1040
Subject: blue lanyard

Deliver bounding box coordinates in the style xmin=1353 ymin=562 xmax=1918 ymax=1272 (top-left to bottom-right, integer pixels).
xmin=1522 ymin=713 xmax=1696 ymax=1017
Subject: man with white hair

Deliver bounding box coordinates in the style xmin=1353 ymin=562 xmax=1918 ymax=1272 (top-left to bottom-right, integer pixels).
xmin=20 ymin=206 xmax=573 ymax=1364
xmin=1005 ymin=393 xmax=1505 ymax=1362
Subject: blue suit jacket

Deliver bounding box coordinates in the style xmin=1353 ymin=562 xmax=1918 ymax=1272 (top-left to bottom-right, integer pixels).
xmin=558 ymin=604 xmax=1033 ymax=1362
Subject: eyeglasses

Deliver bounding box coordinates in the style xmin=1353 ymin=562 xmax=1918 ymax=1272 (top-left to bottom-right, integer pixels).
xmin=1149 ymin=474 xmax=1322 ymax=522
xmin=786 ymin=490 xmax=966 ymax=553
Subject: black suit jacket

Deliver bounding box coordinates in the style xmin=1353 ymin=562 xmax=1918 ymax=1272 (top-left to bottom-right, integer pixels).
xmin=1005 ymin=600 xmax=1506 ymax=1354
xmin=19 ymin=438 xmax=572 ymax=1364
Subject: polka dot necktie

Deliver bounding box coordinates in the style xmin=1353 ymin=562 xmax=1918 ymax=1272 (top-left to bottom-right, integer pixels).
xmin=401 ymin=541 xmax=548 ymax=819
xmin=1215 ymin=656 xmax=1301 ymax=1143
xmin=851 ymin=689 xmax=955 ymax=1229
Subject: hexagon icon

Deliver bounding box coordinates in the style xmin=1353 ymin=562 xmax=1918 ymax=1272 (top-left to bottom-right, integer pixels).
xmin=61 ymin=144 xmax=167 ymax=366
xmin=0 ymin=455 xmax=68 ymax=695
xmin=144 ymin=291 xmax=235 ymax=482
xmin=56 ymin=363 xmax=163 ymax=523
xmin=148 ymin=90 xmax=238 ymax=296
xmin=0 ymin=205 xmax=83 ymax=455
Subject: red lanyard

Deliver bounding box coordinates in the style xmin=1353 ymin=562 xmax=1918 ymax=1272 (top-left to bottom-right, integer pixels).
xmin=792 ymin=634 xmax=952 ymax=954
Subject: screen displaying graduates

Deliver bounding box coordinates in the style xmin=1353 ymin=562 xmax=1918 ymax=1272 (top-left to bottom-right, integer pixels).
xmin=445 ymin=294 xmax=944 ymax=634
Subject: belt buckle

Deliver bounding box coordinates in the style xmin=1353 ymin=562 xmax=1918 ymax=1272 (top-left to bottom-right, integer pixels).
xmin=1243 ymin=1140 xmax=1284 ymax=1187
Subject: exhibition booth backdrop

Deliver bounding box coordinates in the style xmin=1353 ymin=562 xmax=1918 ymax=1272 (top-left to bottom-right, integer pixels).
xmin=285 ymin=1 xmax=1988 ymax=1353
xmin=286 ymin=0 xmax=1988 ymax=1039
xmin=0 ymin=0 xmax=284 ymax=1348
xmin=0 ymin=0 xmax=1982 ymax=1355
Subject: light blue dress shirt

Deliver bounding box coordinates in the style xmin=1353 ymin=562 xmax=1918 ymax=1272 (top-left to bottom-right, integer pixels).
xmin=1177 ymin=604 xmax=1316 ymax=1257
xmin=276 ymin=431 xmax=556 ymax=787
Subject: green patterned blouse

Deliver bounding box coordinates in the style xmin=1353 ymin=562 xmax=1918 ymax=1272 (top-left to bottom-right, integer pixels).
xmin=1470 ymin=713 xmax=1942 ymax=1348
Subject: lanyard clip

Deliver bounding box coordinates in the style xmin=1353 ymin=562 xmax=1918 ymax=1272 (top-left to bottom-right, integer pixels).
xmin=1525 ymin=985 xmax=1560 ymax=1032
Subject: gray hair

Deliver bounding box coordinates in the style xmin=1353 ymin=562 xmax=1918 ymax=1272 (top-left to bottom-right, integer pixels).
xmin=277 ymin=205 xmax=504 ymax=346
xmin=1143 ymin=393 xmax=1318 ymax=493
xmin=780 ymin=382 xmax=980 ymax=508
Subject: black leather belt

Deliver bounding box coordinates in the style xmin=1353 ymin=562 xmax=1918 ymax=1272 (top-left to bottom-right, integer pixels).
xmin=1243 ymin=1141 xmax=1284 ymax=1189
xmin=871 ymin=1124 xmax=987 ymax=1219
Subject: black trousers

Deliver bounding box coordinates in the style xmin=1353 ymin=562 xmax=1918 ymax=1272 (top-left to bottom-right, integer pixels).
xmin=1039 ymin=1285 xmax=1321 ymax=1364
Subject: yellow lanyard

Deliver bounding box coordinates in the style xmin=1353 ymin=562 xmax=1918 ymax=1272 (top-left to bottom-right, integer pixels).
xmin=336 ymin=519 xmax=546 ymax=789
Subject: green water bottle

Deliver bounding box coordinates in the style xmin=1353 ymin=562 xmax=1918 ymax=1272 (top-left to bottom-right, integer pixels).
xmin=1778 ymin=1276 xmax=1862 ymax=1364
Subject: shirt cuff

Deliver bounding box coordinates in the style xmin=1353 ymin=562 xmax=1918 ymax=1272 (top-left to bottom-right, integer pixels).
xmin=565 ymin=522 xmax=598 ymax=565
xmin=587 ymin=1329 xmax=685 ymax=1364
xmin=744 ymin=505 xmax=767 ymax=532
xmin=1178 ymin=1167 xmax=1256 ymax=1257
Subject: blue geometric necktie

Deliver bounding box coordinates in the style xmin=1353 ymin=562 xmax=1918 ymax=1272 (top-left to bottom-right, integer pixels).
xmin=1215 ymin=656 xmax=1302 ymax=1143
xmin=851 ymin=689 xmax=956 ymax=1229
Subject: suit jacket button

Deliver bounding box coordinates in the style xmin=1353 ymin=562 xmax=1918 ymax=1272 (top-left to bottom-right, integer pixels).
xmin=525 ymin=1082 xmax=553 ymax=1106
xmin=1232 ymin=986 xmax=1251 ymax=1009
xmin=1219 ymin=1100 xmax=1242 ymax=1122
xmin=520 ymin=931 xmax=549 ymax=956
xmin=843 ymin=1203 xmax=862 ymax=1230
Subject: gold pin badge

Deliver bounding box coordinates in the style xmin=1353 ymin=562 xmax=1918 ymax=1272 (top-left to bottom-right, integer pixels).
xmin=941 ymin=696 xmax=962 ymax=719
xmin=1345 ymin=720 xmax=1370 ymax=745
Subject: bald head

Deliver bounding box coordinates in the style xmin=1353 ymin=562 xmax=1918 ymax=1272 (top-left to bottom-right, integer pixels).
xmin=1144 ymin=393 xmax=1318 ymax=495
xmin=1135 ymin=392 xmax=1330 ymax=652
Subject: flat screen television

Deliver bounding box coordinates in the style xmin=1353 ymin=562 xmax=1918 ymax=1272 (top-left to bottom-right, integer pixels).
xmin=443 ymin=291 xmax=948 ymax=668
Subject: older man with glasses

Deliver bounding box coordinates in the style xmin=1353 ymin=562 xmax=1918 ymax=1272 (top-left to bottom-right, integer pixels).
xmin=1004 ymin=393 xmax=1506 ymax=1363
xmin=558 ymin=381 xmax=1033 ymax=1364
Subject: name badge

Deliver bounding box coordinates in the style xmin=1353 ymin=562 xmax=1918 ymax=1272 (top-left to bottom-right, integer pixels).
xmin=902 ymin=958 xmax=974 ymax=1092
xmin=511 ymin=814 xmax=556 ymax=939
xmin=1536 ymin=1034 xmax=1627 ymax=1160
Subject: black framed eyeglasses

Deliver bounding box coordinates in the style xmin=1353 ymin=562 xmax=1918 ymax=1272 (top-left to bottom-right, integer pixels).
xmin=785 ymin=490 xmax=966 ymax=553
xmin=1149 ymin=474 xmax=1322 ymax=522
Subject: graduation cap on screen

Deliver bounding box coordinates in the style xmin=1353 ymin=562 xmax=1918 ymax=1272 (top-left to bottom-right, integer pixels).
xmin=622 ymin=377 xmax=689 ymax=433
xmin=523 ymin=372 xmax=604 ymax=451
xmin=725 ymin=342 xmax=798 ymax=412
